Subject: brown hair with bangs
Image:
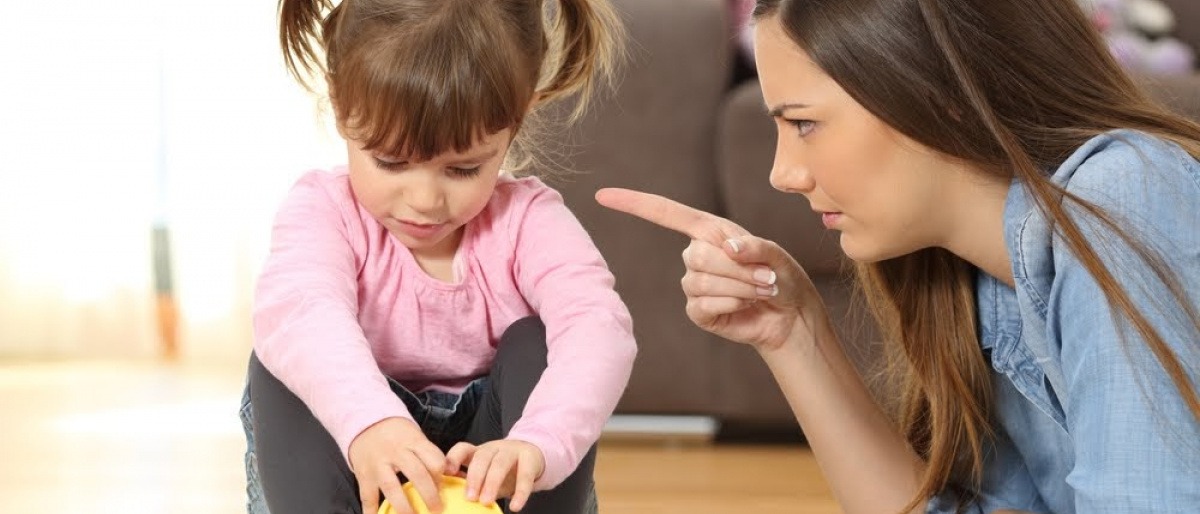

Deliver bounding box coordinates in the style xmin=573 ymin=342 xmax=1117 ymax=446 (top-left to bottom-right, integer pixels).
xmin=278 ymin=0 xmax=623 ymax=167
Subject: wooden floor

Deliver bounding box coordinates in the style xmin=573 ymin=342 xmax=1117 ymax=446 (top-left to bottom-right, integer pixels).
xmin=0 ymin=360 xmax=838 ymax=514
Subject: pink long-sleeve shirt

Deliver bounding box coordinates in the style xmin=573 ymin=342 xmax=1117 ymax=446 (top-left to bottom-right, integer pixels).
xmin=252 ymin=168 xmax=637 ymax=489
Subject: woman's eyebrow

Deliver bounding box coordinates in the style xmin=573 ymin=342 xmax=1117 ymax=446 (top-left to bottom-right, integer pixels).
xmin=767 ymin=102 xmax=811 ymax=117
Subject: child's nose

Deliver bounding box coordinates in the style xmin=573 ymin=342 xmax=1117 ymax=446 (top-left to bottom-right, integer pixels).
xmin=405 ymin=179 xmax=445 ymax=217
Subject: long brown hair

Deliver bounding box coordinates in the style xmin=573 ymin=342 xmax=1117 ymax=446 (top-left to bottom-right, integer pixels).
xmin=753 ymin=0 xmax=1200 ymax=510
xmin=278 ymin=0 xmax=623 ymax=169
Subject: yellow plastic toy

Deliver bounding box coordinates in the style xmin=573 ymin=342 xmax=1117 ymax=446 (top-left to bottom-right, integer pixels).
xmin=377 ymin=476 xmax=503 ymax=514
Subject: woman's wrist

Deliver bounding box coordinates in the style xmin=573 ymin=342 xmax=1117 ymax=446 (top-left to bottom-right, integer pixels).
xmin=758 ymin=318 xmax=823 ymax=359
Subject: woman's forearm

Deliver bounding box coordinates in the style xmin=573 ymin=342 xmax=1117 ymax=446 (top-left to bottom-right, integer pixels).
xmin=759 ymin=325 xmax=927 ymax=514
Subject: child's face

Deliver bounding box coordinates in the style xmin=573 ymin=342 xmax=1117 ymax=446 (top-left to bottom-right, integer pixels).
xmin=345 ymin=129 xmax=512 ymax=258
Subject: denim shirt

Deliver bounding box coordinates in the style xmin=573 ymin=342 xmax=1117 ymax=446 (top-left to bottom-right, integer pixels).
xmin=927 ymin=130 xmax=1200 ymax=514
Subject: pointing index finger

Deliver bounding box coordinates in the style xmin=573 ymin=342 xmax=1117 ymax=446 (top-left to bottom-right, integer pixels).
xmin=595 ymin=188 xmax=717 ymax=241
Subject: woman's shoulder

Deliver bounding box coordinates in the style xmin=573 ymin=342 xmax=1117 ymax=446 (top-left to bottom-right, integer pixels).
xmin=1055 ymin=129 xmax=1200 ymax=205
xmin=1055 ymin=130 xmax=1199 ymax=254
xmin=1006 ymin=130 xmax=1200 ymax=311
xmin=1007 ymin=130 xmax=1199 ymax=230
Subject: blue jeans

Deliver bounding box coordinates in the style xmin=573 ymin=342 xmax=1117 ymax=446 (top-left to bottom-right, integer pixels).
xmin=240 ymin=375 xmax=488 ymax=513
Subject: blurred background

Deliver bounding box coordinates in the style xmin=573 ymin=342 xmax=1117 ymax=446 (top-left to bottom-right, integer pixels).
xmin=0 ymin=0 xmax=344 ymax=364
xmin=2 ymin=0 xmax=1197 ymax=512
xmin=0 ymin=1 xmax=832 ymax=512
xmin=0 ymin=2 xmax=346 ymax=512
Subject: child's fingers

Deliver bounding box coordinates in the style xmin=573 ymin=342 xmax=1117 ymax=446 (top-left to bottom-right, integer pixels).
xmin=478 ymin=450 xmax=517 ymax=505
xmin=413 ymin=443 xmax=448 ymax=480
xmin=465 ymin=445 xmax=498 ymax=501
xmin=445 ymin=442 xmax=477 ymax=476
xmin=398 ymin=452 xmax=442 ymax=513
xmin=359 ymin=474 xmax=382 ymax=514
xmin=379 ymin=467 xmax=413 ymax=514
xmin=507 ymin=453 xmax=539 ymax=512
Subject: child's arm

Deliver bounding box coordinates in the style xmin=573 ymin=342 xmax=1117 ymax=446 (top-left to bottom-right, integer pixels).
xmin=503 ymin=179 xmax=639 ymax=490
xmin=252 ymin=171 xmax=416 ymax=464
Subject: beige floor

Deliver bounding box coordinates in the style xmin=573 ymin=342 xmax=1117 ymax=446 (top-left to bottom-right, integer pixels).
xmin=0 ymin=360 xmax=838 ymax=514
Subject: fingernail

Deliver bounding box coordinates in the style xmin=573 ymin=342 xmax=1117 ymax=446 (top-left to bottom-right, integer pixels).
xmin=756 ymin=285 xmax=778 ymax=297
xmin=725 ymin=238 xmax=741 ymax=253
xmin=467 ymin=488 xmax=477 ymax=500
xmin=753 ymin=268 xmax=776 ymax=285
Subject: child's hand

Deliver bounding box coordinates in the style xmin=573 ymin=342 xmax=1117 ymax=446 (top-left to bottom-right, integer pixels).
xmin=349 ymin=417 xmax=446 ymax=514
xmin=444 ymin=440 xmax=545 ymax=512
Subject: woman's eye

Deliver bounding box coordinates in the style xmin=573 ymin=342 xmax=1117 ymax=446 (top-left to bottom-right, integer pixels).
xmin=787 ymin=119 xmax=816 ymax=137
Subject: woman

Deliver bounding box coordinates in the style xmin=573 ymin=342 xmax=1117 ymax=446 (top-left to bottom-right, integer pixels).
xmin=597 ymin=0 xmax=1200 ymax=512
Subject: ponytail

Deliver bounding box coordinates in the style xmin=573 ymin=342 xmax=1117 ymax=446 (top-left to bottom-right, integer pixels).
xmin=279 ymin=0 xmax=337 ymax=92
xmin=538 ymin=0 xmax=625 ymax=118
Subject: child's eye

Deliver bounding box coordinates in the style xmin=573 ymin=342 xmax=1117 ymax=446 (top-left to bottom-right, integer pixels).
xmin=449 ymin=166 xmax=481 ymax=179
xmin=373 ymin=157 xmax=407 ymax=171
xmin=786 ymin=119 xmax=816 ymax=137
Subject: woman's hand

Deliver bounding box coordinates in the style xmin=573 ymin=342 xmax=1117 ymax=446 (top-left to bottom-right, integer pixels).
xmin=349 ymin=417 xmax=447 ymax=514
xmin=444 ymin=440 xmax=545 ymax=512
xmin=596 ymin=187 xmax=829 ymax=351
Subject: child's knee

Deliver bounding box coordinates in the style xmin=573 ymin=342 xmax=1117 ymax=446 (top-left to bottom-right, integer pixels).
xmin=497 ymin=316 xmax=547 ymax=361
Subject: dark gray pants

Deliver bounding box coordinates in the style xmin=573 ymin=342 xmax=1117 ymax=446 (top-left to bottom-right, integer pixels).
xmin=242 ymin=317 xmax=599 ymax=514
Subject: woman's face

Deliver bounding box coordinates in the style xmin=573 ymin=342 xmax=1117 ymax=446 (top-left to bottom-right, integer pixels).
xmin=753 ymin=15 xmax=971 ymax=262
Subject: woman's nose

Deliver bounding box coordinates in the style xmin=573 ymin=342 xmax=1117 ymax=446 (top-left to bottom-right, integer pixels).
xmin=768 ymin=136 xmax=814 ymax=194
xmin=769 ymin=157 xmax=814 ymax=194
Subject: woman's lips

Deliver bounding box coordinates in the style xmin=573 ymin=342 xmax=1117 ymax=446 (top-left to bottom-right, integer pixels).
xmin=820 ymin=212 xmax=843 ymax=228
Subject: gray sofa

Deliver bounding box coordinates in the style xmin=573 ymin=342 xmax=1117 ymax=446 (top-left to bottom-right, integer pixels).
xmin=548 ymin=0 xmax=1200 ymax=433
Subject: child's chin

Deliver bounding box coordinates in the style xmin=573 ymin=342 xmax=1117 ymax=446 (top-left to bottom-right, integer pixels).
xmin=399 ymin=232 xmax=454 ymax=251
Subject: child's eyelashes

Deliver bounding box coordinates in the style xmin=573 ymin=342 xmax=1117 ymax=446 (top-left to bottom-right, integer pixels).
xmin=371 ymin=157 xmax=481 ymax=179
xmin=373 ymin=157 xmax=407 ymax=171
xmin=449 ymin=166 xmax=481 ymax=179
